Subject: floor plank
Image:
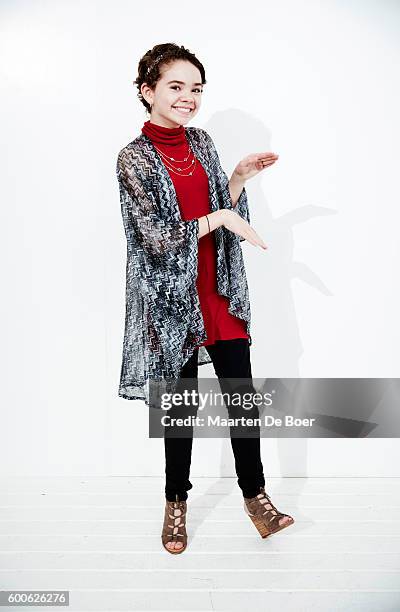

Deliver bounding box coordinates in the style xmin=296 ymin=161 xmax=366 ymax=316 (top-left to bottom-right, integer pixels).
xmin=0 ymin=477 xmax=399 ymax=611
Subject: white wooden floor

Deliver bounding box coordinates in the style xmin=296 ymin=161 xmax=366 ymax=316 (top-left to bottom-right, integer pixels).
xmin=0 ymin=477 xmax=400 ymax=611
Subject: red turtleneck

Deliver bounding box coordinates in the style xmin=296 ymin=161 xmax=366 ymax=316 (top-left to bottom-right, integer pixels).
xmin=141 ymin=120 xmax=249 ymax=347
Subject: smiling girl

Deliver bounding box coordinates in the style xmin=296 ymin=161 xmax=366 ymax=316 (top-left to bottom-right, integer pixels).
xmin=117 ymin=42 xmax=294 ymax=554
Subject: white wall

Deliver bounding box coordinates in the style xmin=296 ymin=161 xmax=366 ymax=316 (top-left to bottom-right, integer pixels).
xmin=1 ymin=0 xmax=399 ymax=477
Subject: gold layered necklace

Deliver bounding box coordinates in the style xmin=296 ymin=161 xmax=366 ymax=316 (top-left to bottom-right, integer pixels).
xmin=153 ymin=143 xmax=197 ymax=177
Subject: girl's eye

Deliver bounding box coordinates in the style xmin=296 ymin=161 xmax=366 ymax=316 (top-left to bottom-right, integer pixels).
xmin=171 ymin=85 xmax=203 ymax=93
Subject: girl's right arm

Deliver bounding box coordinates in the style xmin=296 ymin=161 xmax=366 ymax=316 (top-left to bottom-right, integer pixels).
xmin=198 ymin=210 xmax=267 ymax=250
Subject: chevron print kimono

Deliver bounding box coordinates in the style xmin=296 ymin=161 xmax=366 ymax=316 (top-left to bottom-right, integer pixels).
xmin=116 ymin=126 xmax=252 ymax=405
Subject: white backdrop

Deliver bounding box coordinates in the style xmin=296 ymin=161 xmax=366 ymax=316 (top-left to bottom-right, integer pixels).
xmin=1 ymin=0 xmax=399 ymax=477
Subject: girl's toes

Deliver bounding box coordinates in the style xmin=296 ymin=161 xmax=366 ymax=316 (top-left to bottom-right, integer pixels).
xmin=279 ymin=515 xmax=293 ymax=528
xmin=166 ymin=541 xmax=183 ymax=551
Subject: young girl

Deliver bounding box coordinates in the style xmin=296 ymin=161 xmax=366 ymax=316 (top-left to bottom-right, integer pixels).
xmin=116 ymin=42 xmax=294 ymax=554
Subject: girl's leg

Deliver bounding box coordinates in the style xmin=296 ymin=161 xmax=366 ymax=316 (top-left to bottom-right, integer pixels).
xmin=164 ymin=348 xmax=199 ymax=502
xmin=205 ymin=338 xmax=266 ymax=498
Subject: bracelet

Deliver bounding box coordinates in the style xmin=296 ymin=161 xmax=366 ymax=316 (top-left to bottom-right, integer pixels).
xmin=205 ymin=214 xmax=210 ymax=234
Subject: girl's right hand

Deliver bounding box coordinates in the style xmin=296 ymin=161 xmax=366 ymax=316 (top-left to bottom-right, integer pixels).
xmin=221 ymin=209 xmax=268 ymax=250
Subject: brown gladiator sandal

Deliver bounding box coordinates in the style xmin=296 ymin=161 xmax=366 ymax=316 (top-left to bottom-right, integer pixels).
xmin=161 ymin=495 xmax=188 ymax=554
xmin=244 ymin=487 xmax=295 ymax=538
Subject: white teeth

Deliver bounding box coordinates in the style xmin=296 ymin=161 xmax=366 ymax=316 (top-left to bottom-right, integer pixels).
xmin=173 ymin=107 xmax=192 ymax=113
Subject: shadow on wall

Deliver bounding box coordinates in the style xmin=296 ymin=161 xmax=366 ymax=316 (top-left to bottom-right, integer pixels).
xmin=202 ymin=109 xmax=337 ymax=487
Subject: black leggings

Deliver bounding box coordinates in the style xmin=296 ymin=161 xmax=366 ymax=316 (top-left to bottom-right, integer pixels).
xmin=164 ymin=338 xmax=265 ymax=501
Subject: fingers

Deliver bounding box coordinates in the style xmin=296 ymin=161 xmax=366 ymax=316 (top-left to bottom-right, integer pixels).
xmin=242 ymin=226 xmax=268 ymax=250
xmin=257 ymin=152 xmax=279 ymax=161
xmin=258 ymin=154 xmax=278 ymax=169
xmin=245 ymin=152 xmax=278 ymax=165
xmin=225 ymin=211 xmax=268 ymax=250
xmin=249 ymin=228 xmax=268 ymax=250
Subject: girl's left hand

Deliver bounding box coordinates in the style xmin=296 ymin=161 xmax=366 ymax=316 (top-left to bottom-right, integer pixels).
xmin=233 ymin=152 xmax=279 ymax=181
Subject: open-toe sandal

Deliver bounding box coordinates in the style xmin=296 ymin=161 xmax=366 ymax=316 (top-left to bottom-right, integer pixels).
xmin=161 ymin=496 xmax=188 ymax=554
xmin=244 ymin=486 xmax=295 ymax=538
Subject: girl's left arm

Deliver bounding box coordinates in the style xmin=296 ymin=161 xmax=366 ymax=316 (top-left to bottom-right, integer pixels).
xmin=201 ymin=129 xmax=250 ymax=238
xmin=228 ymin=173 xmax=246 ymax=209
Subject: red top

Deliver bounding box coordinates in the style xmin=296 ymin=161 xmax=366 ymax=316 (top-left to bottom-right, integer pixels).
xmin=141 ymin=120 xmax=249 ymax=347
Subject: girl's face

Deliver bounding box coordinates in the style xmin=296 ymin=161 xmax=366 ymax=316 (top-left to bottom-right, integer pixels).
xmin=141 ymin=59 xmax=203 ymax=128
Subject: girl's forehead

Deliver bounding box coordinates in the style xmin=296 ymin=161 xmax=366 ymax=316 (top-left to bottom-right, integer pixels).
xmin=160 ymin=61 xmax=201 ymax=81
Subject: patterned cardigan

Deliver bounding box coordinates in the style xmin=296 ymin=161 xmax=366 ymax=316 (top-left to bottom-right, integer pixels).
xmin=116 ymin=126 xmax=252 ymax=405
